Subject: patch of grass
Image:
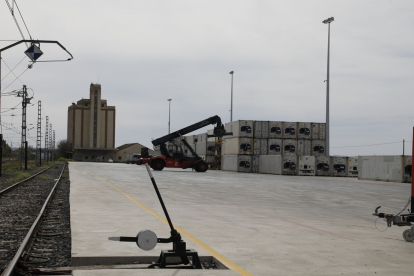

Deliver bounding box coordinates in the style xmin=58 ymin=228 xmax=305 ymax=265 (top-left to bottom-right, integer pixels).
xmin=8 ymin=171 xmax=32 ymax=183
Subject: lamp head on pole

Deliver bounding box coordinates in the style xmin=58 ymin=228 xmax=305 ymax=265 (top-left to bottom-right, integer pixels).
xmin=229 ymin=71 xmax=234 ymax=75
xmin=322 ymin=17 xmax=334 ymax=24
xmin=167 ymin=99 xmax=171 ymax=101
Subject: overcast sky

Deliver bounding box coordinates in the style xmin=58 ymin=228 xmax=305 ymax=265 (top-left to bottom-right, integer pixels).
xmin=1 ymin=0 xmax=413 ymax=156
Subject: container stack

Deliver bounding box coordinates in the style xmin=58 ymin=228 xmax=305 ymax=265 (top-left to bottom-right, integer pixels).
xmin=220 ymin=120 xmax=327 ymax=175
xmin=222 ymin=120 xmax=254 ymax=172
xmin=157 ymin=120 xmax=363 ymax=178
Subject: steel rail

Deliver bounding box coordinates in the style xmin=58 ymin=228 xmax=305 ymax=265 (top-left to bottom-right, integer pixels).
xmin=0 ymin=164 xmax=56 ymax=196
xmin=1 ymin=163 xmax=65 ymax=276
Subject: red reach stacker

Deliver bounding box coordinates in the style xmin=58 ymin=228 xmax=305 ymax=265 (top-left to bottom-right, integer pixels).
xmin=145 ymin=115 xmax=232 ymax=172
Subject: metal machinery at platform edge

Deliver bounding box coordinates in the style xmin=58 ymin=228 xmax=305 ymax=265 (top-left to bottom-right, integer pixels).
xmin=372 ymin=127 xmax=414 ymax=242
xmin=109 ymin=164 xmax=203 ymax=269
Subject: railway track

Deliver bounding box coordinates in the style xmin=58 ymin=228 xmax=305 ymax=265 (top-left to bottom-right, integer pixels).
xmin=0 ymin=163 xmax=71 ymax=276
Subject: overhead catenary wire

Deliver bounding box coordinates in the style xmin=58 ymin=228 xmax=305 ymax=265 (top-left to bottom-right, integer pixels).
xmin=331 ymin=141 xmax=403 ymax=149
xmin=1 ymin=66 xmax=29 ymax=92
xmin=4 ymin=0 xmax=29 ymax=47
xmin=14 ymin=1 xmax=32 ymax=40
xmin=1 ymin=56 xmax=27 ymax=82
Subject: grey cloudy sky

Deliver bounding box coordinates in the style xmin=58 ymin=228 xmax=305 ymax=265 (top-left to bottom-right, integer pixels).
xmin=1 ymin=0 xmax=413 ymax=156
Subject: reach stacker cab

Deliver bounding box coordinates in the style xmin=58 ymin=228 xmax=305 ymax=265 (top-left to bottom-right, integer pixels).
xmin=145 ymin=115 xmax=232 ymax=172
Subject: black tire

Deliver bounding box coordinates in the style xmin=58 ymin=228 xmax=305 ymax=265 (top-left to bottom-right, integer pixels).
xmin=152 ymin=159 xmax=165 ymax=171
xmin=196 ymin=161 xmax=208 ymax=173
xmin=136 ymin=160 xmax=142 ymax=165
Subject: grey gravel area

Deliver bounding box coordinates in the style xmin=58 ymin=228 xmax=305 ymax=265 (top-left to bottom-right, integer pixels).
xmin=21 ymin=164 xmax=72 ymax=275
xmin=0 ymin=164 xmax=65 ymax=274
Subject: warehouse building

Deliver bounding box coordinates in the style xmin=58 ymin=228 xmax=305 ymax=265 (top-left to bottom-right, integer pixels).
xmin=67 ymin=83 xmax=117 ymax=161
xmin=115 ymin=143 xmax=155 ymax=162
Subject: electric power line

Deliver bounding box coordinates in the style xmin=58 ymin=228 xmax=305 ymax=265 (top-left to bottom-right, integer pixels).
xmin=1 ymin=56 xmax=27 ymax=82
xmin=4 ymin=0 xmax=29 ymax=47
xmin=332 ymin=141 xmax=405 ymax=149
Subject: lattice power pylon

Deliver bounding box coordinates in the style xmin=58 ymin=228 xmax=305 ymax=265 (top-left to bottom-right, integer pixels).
xmin=45 ymin=116 xmax=49 ymax=163
xmin=49 ymin=124 xmax=53 ymax=161
xmin=36 ymin=101 xmax=42 ymax=166
xmin=53 ymin=130 xmax=55 ymax=161
xmin=17 ymin=85 xmax=31 ymax=170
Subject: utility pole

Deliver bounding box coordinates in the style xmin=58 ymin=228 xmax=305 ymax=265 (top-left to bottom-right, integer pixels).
xmin=45 ymin=116 xmax=49 ymax=163
xmin=36 ymin=101 xmax=42 ymax=166
xmin=17 ymin=85 xmax=30 ymax=170
xmin=25 ymin=141 xmax=28 ymax=170
xmin=229 ymin=71 xmax=234 ymax=122
xmin=323 ymin=17 xmax=334 ymax=157
xmin=49 ymin=124 xmax=52 ymax=162
xmin=53 ymin=130 xmax=55 ymax=161
xmin=167 ymin=99 xmax=172 ymax=134
xmin=403 ymin=139 xmax=405 ymax=156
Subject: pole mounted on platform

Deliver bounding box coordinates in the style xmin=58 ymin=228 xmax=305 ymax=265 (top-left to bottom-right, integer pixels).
xmin=323 ymin=17 xmax=334 ymax=157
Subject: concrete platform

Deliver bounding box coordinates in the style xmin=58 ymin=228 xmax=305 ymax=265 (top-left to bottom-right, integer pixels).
xmin=69 ymin=162 xmax=414 ymax=275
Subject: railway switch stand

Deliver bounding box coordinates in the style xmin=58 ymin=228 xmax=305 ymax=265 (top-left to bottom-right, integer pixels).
xmin=109 ymin=164 xmax=202 ymax=269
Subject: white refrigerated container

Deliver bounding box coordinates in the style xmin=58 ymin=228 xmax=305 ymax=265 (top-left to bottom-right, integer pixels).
xmin=298 ymin=156 xmax=315 ymax=176
xmin=185 ymin=135 xmax=197 ymax=144
xmin=195 ymin=141 xmax=216 ymax=156
xmin=297 ymin=140 xmax=311 ymax=156
xmin=252 ymin=155 xmax=260 ymax=173
xmin=238 ymin=155 xmax=253 ymax=173
xmin=312 ymin=140 xmax=326 ymax=156
xmin=268 ymin=139 xmax=282 ymax=155
xmin=347 ymin=157 xmax=359 ymax=177
xmin=312 ymin=123 xmax=326 ymax=140
xmin=222 ymin=155 xmax=238 ymax=172
xmin=254 ymin=139 xmax=268 ymax=155
xmin=224 ymin=120 xmax=254 ymax=138
xmin=282 ymin=155 xmax=297 ymax=175
xmin=269 ymin=121 xmax=283 ymax=139
xmin=222 ymin=137 xmax=253 ymax=155
xmin=282 ymin=139 xmax=297 ymax=156
xmin=359 ymin=155 xmax=404 ymax=182
xmin=315 ymin=156 xmax=331 ymax=176
xmin=259 ymin=155 xmax=282 ymax=174
xmin=254 ymin=121 xmax=269 ymax=139
xmin=196 ymin=133 xmax=208 ymax=143
xmin=332 ymin=157 xmax=348 ymax=177
xmin=404 ymin=156 xmax=412 ymax=183
xmin=283 ymin=122 xmax=298 ymax=139
xmin=298 ymin=122 xmax=312 ymax=140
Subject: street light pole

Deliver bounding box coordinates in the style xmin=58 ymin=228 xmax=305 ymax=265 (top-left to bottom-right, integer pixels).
xmin=229 ymin=71 xmax=234 ymax=122
xmin=322 ymin=17 xmax=334 ymax=157
xmin=168 ymin=99 xmax=172 ymax=134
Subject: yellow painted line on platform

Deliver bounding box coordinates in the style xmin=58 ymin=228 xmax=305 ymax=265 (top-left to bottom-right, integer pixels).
xmin=83 ymin=167 xmax=253 ymax=276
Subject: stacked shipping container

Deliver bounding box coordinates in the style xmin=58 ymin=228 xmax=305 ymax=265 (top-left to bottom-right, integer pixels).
xmin=221 ymin=120 xmax=328 ymax=174
xmin=155 ymin=120 xmax=380 ymax=180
